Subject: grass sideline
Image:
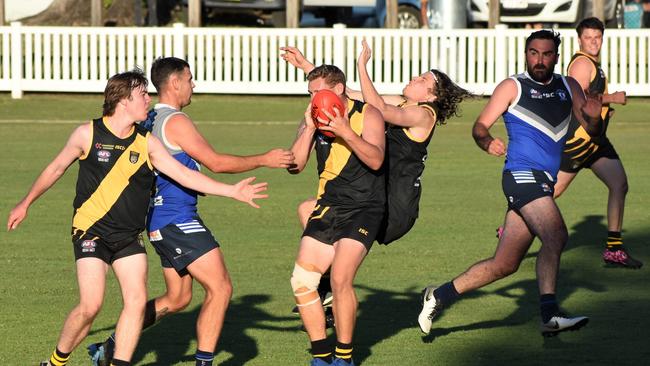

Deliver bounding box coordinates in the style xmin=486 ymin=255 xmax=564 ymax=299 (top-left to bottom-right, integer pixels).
xmin=0 ymin=94 xmax=649 ymax=365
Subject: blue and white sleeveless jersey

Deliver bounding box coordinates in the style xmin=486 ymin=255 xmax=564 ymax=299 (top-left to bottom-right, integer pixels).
xmin=146 ymin=104 xmax=201 ymax=232
xmin=503 ymin=72 xmax=573 ymax=180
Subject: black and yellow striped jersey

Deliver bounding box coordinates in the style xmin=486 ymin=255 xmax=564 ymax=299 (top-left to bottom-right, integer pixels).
xmin=72 ymin=117 xmax=154 ymax=244
xmin=314 ymin=99 xmax=385 ymax=208
xmin=565 ymin=51 xmax=610 ymax=148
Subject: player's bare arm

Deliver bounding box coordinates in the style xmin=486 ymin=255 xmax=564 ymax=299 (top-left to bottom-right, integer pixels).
xmin=7 ymin=123 xmax=90 ymax=231
xmin=569 ymin=57 xmax=626 ymax=106
xmin=602 ymin=91 xmax=626 ymax=105
xmin=567 ymin=56 xmax=595 ymax=91
xmin=472 ymin=79 xmax=515 ymax=156
xmin=320 ymin=104 xmax=385 ymax=170
xmin=281 ymin=45 xmax=375 ymax=103
xmin=165 ymin=114 xmax=295 ymax=173
xmin=280 ymin=46 xmax=315 ymax=75
xmin=357 ymin=39 xmax=431 ymax=132
xmin=148 ymin=134 xmax=268 ymax=208
xmin=567 ymin=76 xmax=604 ymax=137
xmin=287 ymin=105 xmax=317 ymax=174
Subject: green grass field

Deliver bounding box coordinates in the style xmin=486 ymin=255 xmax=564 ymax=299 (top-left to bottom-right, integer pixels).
xmin=0 ymin=94 xmax=649 ymax=366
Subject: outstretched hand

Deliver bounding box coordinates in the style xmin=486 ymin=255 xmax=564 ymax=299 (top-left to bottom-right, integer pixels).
xmin=280 ymin=46 xmax=310 ymax=71
xmin=358 ymin=39 xmax=372 ymax=67
xmin=232 ymin=177 xmax=268 ymax=208
xmin=262 ymin=148 xmax=295 ymax=169
xmin=7 ymin=201 xmax=28 ymax=231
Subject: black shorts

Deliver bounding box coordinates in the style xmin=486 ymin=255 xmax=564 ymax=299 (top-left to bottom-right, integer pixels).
xmin=560 ymin=137 xmax=619 ymax=173
xmin=148 ymin=218 xmax=219 ymax=276
xmin=302 ymin=202 xmax=384 ymax=250
xmin=376 ymin=203 xmax=417 ymax=245
xmin=73 ymin=232 xmax=146 ymax=264
xmin=502 ymin=169 xmax=555 ymax=211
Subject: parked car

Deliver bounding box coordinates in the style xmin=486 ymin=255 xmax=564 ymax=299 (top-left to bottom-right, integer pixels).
xmin=185 ymin=0 xmax=423 ymax=28
xmin=467 ymin=0 xmax=625 ymax=28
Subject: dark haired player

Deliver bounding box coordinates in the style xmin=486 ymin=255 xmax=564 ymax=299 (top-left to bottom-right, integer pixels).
xmin=418 ymin=30 xmax=604 ymax=337
xmin=87 ymin=57 xmax=292 ymax=366
xmin=7 ymin=69 xmax=267 ymax=366
xmin=555 ymin=17 xmax=642 ymax=269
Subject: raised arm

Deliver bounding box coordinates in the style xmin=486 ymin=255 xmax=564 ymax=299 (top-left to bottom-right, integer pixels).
xmin=319 ymin=104 xmax=385 ymax=170
xmin=7 ymin=123 xmax=89 ymax=230
xmin=280 ymin=45 xmax=363 ymax=102
xmin=568 ymin=56 xmax=626 ymax=105
xmin=566 ymin=76 xmax=604 ymax=137
xmin=472 ymin=78 xmax=516 ymax=156
xmin=287 ymin=104 xmax=317 ymax=174
xmin=357 ymin=39 xmax=432 ymax=129
xmin=165 ymin=114 xmax=294 ymax=173
xmin=148 ymin=135 xmax=268 ymax=208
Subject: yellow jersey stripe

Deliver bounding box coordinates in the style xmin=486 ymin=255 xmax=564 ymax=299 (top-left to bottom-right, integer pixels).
xmin=73 ymin=133 xmax=148 ymax=232
xmin=317 ymin=100 xmax=364 ymax=199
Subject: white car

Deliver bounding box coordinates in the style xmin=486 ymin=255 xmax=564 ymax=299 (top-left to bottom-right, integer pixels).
xmin=468 ymin=0 xmax=624 ymax=27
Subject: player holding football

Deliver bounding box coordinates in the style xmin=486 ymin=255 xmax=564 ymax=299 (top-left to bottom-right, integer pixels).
xmin=288 ymin=64 xmax=385 ymax=366
xmin=418 ymin=30 xmax=604 ymax=337
xmin=87 ymin=57 xmax=294 ymax=366
xmin=7 ymin=69 xmax=267 ymax=366
xmin=282 ymin=42 xmax=473 ymax=327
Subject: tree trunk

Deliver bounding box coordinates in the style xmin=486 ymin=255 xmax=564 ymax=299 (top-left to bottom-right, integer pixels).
xmin=21 ymin=0 xmax=141 ymax=26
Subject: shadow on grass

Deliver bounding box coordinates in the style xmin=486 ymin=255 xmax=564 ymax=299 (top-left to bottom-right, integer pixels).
xmin=128 ymin=294 xmax=293 ymax=366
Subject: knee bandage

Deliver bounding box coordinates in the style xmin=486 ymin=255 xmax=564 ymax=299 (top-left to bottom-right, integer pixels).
xmin=290 ymin=263 xmax=322 ymax=307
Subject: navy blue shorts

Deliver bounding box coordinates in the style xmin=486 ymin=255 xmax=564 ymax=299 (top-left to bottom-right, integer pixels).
xmin=502 ymin=169 xmax=555 ymax=211
xmin=148 ymin=218 xmax=219 ymax=276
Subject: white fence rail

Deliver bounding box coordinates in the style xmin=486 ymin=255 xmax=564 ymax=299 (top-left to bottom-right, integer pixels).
xmin=1 ymin=22 xmax=649 ymax=98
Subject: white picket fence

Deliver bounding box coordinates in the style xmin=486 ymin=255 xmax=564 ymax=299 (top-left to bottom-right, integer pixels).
xmin=1 ymin=22 xmax=649 ymax=98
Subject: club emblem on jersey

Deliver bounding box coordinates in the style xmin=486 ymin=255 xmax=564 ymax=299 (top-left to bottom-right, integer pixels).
xmin=97 ymin=150 xmax=111 ymax=162
xmin=81 ymin=240 xmax=96 ymax=253
xmin=556 ymin=89 xmax=567 ymax=101
xmin=129 ymin=151 xmax=140 ymax=164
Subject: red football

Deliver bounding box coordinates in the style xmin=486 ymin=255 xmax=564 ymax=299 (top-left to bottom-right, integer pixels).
xmin=311 ymin=89 xmax=345 ymax=138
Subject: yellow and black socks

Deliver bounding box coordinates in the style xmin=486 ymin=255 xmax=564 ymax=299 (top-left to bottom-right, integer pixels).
xmin=311 ymin=338 xmax=333 ymax=363
xmin=335 ymin=342 xmax=353 ymax=363
xmin=48 ymin=348 xmax=70 ymax=366
xmin=606 ymin=231 xmax=623 ymax=251
xmin=195 ymin=350 xmax=214 ymax=366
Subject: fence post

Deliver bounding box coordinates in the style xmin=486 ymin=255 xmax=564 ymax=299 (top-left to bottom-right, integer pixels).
xmin=173 ymin=23 xmax=185 ymax=59
xmin=10 ymin=21 xmax=22 ymax=99
xmin=333 ymin=23 xmax=346 ymax=70
xmin=494 ymin=24 xmax=507 ymax=82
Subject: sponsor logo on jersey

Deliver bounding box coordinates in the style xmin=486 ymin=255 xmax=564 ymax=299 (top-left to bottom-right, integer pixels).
xmin=530 ymin=87 xmax=564 ymax=100
xmin=149 ymin=230 xmax=163 ymax=241
xmin=358 ymin=228 xmax=368 ymax=236
xmin=97 ymin=150 xmax=111 ymax=162
xmin=81 ymin=240 xmax=96 ymax=253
